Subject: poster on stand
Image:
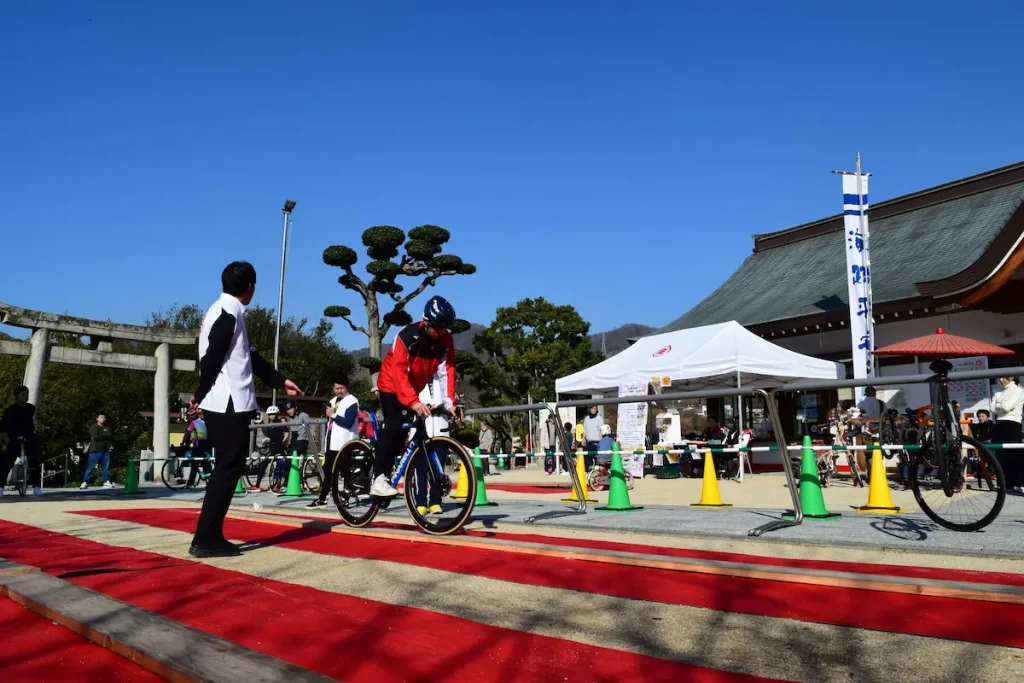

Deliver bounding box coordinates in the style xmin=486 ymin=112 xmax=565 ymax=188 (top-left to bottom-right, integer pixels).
xmin=947 ymin=356 xmax=990 ymax=415
xmin=617 ymin=381 xmax=648 ymax=477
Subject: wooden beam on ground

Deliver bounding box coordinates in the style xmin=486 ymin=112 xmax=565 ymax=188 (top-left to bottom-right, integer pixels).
xmin=0 ymin=559 xmax=336 ymax=683
xmin=0 ymin=341 xmax=195 ymax=372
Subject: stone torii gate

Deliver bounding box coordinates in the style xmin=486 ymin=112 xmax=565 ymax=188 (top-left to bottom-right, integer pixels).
xmin=0 ymin=303 xmax=197 ymax=463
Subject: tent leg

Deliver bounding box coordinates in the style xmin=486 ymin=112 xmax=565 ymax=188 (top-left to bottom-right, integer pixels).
xmin=748 ymin=388 xmax=802 ymax=536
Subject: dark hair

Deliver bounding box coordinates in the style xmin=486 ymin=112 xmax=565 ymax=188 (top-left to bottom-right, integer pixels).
xmin=563 ymin=422 xmax=572 ymax=430
xmin=333 ymin=378 xmax=348 ymax=387
xmin=222 ymin=261 xmax=257 ymax=296
xmin=96 ymin=410 xmax=106 ymax=417
xmin=977 ymin=409 xmax=990 ymax=418
xmin=13 ymin=385 xmax=28 ymax=397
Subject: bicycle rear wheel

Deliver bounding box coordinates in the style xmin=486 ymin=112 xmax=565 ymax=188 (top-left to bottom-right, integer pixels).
xmin=302 ymin=456 xmax=323 ymax=495
xmin=244 ymin=455 xmax=269 ymax=491
xmin=404 ymin=436 xmax=476 ymax=536
xmin=161 ymin=459 xmax=189 ymax=491
xmin=332 ymin=440 xmax=379 ymax=527
xmin=911 ymin=435 xmax=1006 ymax=532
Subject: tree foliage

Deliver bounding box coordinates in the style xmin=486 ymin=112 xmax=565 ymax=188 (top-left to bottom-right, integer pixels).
xmin=323 ymin=224 xmax=476 ymax=361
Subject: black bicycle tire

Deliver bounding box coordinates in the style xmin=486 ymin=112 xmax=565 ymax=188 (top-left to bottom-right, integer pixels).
xmin=161 ymin=459 xmax=189 ymax=491
xmin=16 ymin=454 xmax=28 ymax=497
xmin=403 ymin=436 xmax=476 ymax=536
xmin=332 ymin=440 xmax=379 ymax=527
xmin=911 ymin=435 xmax=1006 ymax=532
xmin=301 ymin=457 xmax=323 ymax=495
xmin=244 ymin=456 xmax=266 ymax=491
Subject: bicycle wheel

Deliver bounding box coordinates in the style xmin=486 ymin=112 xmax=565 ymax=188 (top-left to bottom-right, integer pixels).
xmin=244 ymin=456 xmax=269 ymax=491
xmin=587 ymin=468 xmax=604 ymax=491
xmin=911 ymin=435 xmax=1006 ymax=532
xmin=16 ymin=456 xmax=28 ymax=497
xmin=624 ymin=470 xmax=634 ymax=490
xmin=161 ymin=459 xmax=189 ymax=491
xmin=302 ymin=456 xmax=323 ymax=496
xmin=332 ymin=440 xmax=379 ymax=527
xmin=404 ymin=436 xmax=476 ymax=536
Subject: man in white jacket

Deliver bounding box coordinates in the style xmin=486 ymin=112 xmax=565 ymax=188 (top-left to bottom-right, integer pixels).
xmin=993 ymin=376 xmax=1024 ymax=492
xmin=413 ymin=378 xmax=448 ymax=515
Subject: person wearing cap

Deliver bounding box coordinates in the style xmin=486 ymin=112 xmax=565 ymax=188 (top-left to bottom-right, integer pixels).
xmin=284 ymin=399 xmax=314 ymax=457
xmin=855 ymin=386 xmax=885 ymax=479
xmin=582 ymin=405 xmax=604 ymax=471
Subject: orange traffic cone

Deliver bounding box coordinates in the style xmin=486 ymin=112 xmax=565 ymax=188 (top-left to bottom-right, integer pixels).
xmin=856 ymin=442 xmax=903 ymax=514
xmin=691 ymin=450 xmax=731 ymax=508
xmin=562 ymin=449 xmax=597 ymax=504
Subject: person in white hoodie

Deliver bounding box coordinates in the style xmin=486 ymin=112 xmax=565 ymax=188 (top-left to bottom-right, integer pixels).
xmin=412 ymin=378 xmax=449 ymax=515
xmin=992 ymin=376 xmax=1024 ymax=492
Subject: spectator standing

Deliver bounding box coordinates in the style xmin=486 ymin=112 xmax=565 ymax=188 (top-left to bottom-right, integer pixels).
xmin=284 ymin=399 xmax=314 ymax=457
xmin=0 ymin=386 xmax=41 ymax=496
xmin=563 ymin=422 xmax=574 ymax=470
xmin=81 ymin=411 xmax=114 ymax=489
xmin=540 ymin=413 xmax=557 ymax=474
xmin=992 ymin=376 xmax=1024 ymax=493
xmin=478 ymin=423 xmax=494 ymax=476
xmin=582 ymin=406 xmax=604 ymax=470
xmin=189 ymin=261 xmax=302 ymax=558
xmin=308 ymin=379 xmax=358 ymax=509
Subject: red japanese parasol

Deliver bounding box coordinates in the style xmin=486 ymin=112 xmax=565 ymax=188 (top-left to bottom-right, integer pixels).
xmin=873 ymin=328 xmax=1015 ymax=359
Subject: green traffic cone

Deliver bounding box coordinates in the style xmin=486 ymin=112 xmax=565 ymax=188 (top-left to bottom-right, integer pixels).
xmin=472 ymin=452 xmax=497 ymax=507
xmin=234 ymin=476 xmax=246 ymax=495
xmin=783 ymin=435 xmax=840 ymax=520
xmin=596 ymin=443 xmax=643 ymax=512
xmin=277 ymin=451 xmax=306 ymax=497
xmin=117 ymin=455 xmax=146 ymax=496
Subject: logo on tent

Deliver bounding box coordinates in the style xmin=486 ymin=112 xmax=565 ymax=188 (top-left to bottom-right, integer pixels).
xmin=652 ymin=345 xmax=672 ymax=358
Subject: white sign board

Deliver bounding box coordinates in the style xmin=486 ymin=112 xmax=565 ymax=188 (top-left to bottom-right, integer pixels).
xmin=616 ymin=381 xmax=648 ymax=449
xmin=947 ymin=356 xmax=990 ymax=415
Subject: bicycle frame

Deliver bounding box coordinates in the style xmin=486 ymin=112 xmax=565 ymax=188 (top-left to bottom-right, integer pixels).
xmin=388 ymin=419 xmax=446 ymax=491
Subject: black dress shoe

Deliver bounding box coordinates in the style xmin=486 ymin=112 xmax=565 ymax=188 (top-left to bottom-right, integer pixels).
xmin=189 ymin=540 xmax=242 ymax=558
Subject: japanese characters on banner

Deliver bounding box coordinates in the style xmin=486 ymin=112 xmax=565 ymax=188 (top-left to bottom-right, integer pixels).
xmin=947 ymin=356 xmax=991 ymax=415
xmin=616 ymin=381 xmax=648 ymax=477
xmin=842 ymin=171 xmax=874 ymax=400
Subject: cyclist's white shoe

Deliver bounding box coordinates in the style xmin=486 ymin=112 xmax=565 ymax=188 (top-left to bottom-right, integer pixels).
xmin=102 ymin=481 xmax=114 ymax=489
xmin=80 ymin=482 xmax=88 ymax=490
xmin=33 ymin=488 xmax=42 ymax=496
xmin=370 ymin=475 xmax=398 ymax=497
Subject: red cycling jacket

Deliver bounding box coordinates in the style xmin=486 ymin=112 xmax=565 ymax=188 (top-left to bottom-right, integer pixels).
xmin=377 ymin=321 xmax=456 ymax=409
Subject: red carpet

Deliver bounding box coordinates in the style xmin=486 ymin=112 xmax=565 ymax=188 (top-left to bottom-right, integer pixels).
xmin=0 ymin=596 xmax=163 ymax=682
xmin=76 ymin=508 xmax=1024 ymax=649
xmin=0 ymin=520 xmax=776 ymax=683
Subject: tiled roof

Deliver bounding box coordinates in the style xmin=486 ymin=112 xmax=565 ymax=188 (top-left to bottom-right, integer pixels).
xmin=659 ymin=179 xmax=1024 ymax=334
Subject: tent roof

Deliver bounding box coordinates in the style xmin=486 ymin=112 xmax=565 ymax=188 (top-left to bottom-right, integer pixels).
xmin=555 ymin=321 xmax=845 ymax=394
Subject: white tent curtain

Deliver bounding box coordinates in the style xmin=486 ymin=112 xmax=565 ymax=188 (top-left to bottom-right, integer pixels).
xmin=556 ymin=321 xmax=844 ymax=394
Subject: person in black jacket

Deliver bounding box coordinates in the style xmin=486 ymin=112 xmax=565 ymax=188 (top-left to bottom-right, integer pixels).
xmin=0 ymin=385 xmax=41 ymax=495
xmin=188 ymin=262 xmax=303 ymax=558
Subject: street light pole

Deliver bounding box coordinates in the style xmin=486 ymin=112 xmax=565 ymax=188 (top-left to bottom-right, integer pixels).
xmin=272 ymin=199 xmax=296 ymax=406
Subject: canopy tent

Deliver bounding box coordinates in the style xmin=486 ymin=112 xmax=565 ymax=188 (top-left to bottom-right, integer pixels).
xmin=556 ymin=321 xmax=845 ymax=395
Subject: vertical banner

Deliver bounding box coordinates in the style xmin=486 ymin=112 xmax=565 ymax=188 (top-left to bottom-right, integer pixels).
xmin=616 ymin=381 xmax=648 ymax=477
xmin=842 ymin=169 xmax=874 ymax=399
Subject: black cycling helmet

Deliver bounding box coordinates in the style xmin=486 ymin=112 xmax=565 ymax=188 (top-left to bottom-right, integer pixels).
xmin=423 ymin=295 xmax=456 ymax=330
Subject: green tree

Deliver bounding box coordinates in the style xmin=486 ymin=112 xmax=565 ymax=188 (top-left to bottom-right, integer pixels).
xmin=463 ymin=298 xmax=603 ymax=449
xmin=322 ymin=225 xmax=475 ymax=376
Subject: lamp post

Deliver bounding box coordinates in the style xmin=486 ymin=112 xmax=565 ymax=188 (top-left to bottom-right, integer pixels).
xmin=272 ymin=199 xmax=296 ymax=406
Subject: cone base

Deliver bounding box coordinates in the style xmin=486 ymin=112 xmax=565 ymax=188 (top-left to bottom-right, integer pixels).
xmin=561 ymin=497 xmax=597 ymax=504
xmin=782 ymin=510 xmax=840 ymax=520
xmin=856 ymin=505 xmax=903 ymax=514
xmin=690 ymin=503 xmax=733 ymax=508
xmin=117 ymin=491 xmax=147 ymax=496
xmin=275 ymin=493 xmax=307 ymax=498
xmin=474 ymin=501 xmax=499 ymax=508
xmin=595 ymin=505 xmax=644 ymax=512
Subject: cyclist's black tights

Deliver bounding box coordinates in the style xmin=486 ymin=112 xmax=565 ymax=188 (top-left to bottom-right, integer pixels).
xmin=0 ymin=436 xmax=40 ymax=489
xmin=375 ymin=392 xmax=412 ymax=478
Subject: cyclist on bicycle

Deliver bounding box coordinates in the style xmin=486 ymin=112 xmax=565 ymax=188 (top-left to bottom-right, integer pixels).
xmin=596 ymin=424 xmax=615 ymax=467
xmin=0 ymin=385 xmax=41 ymax=496
xmin=371 ymin=295 xmax=458 ymax=498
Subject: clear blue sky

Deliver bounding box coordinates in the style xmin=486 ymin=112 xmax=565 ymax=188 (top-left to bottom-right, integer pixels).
xmin=2 ymin=1 xmax=1022 ymax=349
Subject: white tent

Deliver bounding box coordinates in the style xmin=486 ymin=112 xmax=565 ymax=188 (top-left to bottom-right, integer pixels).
xmin=556 ymin=321 xmax=844 ymax=394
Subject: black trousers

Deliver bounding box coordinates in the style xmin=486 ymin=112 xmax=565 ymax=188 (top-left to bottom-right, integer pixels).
xmin=318 ymin=448 xmax=339 ymax=502
xmin=193 ymin=406 xmax=257 ymax=546
xmin=374 ymin=392 xmax=412 ymax=478
xmin=995 ymin=420 xmax=1023 ymax=488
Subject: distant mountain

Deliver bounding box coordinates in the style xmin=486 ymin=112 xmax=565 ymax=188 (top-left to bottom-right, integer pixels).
xmin=590 ymin=323 xmax=656 ymax=356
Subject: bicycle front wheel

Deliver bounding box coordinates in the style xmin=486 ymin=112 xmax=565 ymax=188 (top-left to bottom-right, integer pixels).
xmin=332 ymin=440 xmax=379 ymax=527
xmin=911 ymin=435 xmax=1006 ymax=532
xmin=16 ymin=457 xmax=28 ymax=497
xmin=404 ymin=436 xmax=476 ymax=536
xmin=302 ymin=456 xmax=323 ymax=495
xmin=161 ymin=459 xmax=189 ymax=491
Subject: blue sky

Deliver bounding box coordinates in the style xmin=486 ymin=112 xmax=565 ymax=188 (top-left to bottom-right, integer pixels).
xmin=2 ymin=1 xmax=1022 ymax=350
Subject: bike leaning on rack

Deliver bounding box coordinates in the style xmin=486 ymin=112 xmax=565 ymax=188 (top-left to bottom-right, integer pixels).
xmin=332 ymin=408 xmax=477 ymax=535
xmin=908 ymin=360 xmax=1006 ymax=532
xmin=162 ymin=445 xmax=213 ymax=491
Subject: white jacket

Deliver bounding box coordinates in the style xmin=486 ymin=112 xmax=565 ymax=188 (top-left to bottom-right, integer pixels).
xmin=419 ymin=379 xmax=448 ymax=439
xmin=993 ymin=381 xmax=1024 ymax=423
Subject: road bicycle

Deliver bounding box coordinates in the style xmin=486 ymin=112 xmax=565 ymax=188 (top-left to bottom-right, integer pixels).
xmin=332 ymin=409 xmax=476 ymax=536
xmin=302 ymin=413 xmax=380 ymax=496
xmin=161 ymin=446 xmax=213 ymax=491
xmin=244 ymin=451 xmax=288 ymax=492
xmin=908 ymin=360 xmax=1005 ymax=532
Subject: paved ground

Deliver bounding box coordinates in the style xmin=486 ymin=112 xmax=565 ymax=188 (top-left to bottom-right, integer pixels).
xmin=2 ymin=478 xmax=1023 ymax=681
